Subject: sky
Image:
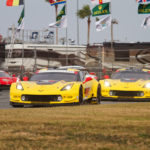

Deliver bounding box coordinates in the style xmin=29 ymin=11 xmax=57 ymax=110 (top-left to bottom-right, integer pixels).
xmin=0 ymin=0 xmax=150 ymax=45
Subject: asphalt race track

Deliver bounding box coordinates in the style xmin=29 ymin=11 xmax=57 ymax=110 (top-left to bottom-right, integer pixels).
xmin=0 ymin=90 xmax=12 ymax=109
xmin=0 ymin=90 xmax=142 ymax=109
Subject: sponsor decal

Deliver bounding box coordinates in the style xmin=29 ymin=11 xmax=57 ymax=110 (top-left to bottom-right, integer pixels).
xmin=136 ymin=50 xmax=150 ymax=64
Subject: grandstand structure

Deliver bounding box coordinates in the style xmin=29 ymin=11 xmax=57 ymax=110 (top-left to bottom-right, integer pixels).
xmin=4 ymin=43 xmax=87 ymax=72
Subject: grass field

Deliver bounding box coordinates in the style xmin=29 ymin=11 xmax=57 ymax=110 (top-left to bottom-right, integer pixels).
xmin=0 ymin=103 xmax=150 ymax=150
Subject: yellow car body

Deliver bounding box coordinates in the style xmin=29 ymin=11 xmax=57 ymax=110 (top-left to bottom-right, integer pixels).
xmin=99 ymin=68 xmax=150 ymax=101
xmin=10 ymin=69 xmax=100 ymax=107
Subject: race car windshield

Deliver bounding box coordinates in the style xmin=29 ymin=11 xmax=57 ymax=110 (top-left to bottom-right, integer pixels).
xmin=0 ymin=72 xmax=10 ymax=78
xmin=30 ymin=72 xmax=79 ymax=82
xmin=111 ymin=71 xmax=150 ymax=80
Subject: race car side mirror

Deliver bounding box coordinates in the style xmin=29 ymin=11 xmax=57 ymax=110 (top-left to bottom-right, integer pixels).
xmin=85 ymin=77 xmax=93 ymax=82
xmin=104 ymin=75 xmax=110 ymax=79
xmin=89 ymin=72 xmax=96 ymax=75
xmin=23 ymin=76 xmax=29 ymax=81
xmin=12 ymin=77 xmax=18 ymax=82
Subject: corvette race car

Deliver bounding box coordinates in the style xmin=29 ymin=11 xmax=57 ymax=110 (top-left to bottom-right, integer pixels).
xmin=0 ymin=70 xmax=18 ymax=90
xmin=99 ymin=68 xmax=150 ymax=101
xmin=10 ymin=69 xmax=100 ymax=107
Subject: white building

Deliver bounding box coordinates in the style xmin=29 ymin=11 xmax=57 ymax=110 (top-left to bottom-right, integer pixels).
xmin=4 ymin=43 xmax=87 ymax=71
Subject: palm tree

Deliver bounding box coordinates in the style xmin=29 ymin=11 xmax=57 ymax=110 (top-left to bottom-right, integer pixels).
xmin=45 ymin=0 xmax=58 ymax=44
xmin=77 ymin=5 xmax=92 ymax=45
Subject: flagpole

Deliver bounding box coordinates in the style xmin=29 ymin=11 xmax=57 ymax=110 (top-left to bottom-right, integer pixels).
xmin=110 ymin=1 xmax=118 ymax=70
xmin=55 ymin=5 xmax=58 ymax=45
xmin=77 ymin=0 xmax=79 ymax=45
xmin=65 ymin=1 xmax=68 ymax=65
xmin=110 ymin=1 xmax=113 ymax=51
xmin=21 ymin=1 xmax=25 ymax=78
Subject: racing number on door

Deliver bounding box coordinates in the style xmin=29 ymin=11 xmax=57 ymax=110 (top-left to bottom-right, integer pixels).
xmin=84 ymin=87 xmax=91 ymax=96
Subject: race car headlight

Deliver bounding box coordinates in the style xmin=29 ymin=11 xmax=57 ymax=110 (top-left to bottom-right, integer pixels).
xmin=21 ymin=95 xmax=26 ymax=101
xmin=144 ymin=83 xmax=150 ymax=88
xmin=16 ymin=83 xmax=24 ymax=90
xmin=61 ymin=84 xmax=74 ymax=91
xmin=57 ymin=96 xmax=62 ymax=101
xmin=104 ymin=80 xmax=111 ymax=87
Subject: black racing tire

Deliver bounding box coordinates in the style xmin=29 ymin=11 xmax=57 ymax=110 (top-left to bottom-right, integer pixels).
xmin=10 ymin=102 xmax=24 ymax=108
xmin=11 ymin=105 xmax=24 ymax=108
xmin=97 ymin=85 xmax=101 ymax=104
xmin=79 ymin=86 xmax=83 ymax=104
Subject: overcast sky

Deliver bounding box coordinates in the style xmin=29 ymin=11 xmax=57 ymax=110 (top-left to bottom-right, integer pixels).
xmin=0 ymin=0 xmax=150 ymax=45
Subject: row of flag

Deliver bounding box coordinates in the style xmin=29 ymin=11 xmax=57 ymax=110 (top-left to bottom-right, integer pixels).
xmin=51 ymin=0 xmax=112 ymax=29
xmin=92 ymin=0 xmax=150 ymax=31
xmin=6 ymin=0 xmax=67 ymax=29
xmin=6 ymin=0 xmax=66 ymax=6
xmin=5 ymin=0 xmax=150 ymax=33
xmin=49 ymin=0 xmax=112 ymax=29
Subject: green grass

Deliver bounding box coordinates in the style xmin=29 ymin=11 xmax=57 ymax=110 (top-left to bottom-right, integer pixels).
xmin=0 ymin=103 xmax=150 ymax=150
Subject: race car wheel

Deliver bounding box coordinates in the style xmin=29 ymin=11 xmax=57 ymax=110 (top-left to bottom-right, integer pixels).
xmin=10 ymin=102 xmax=24 ymax=108
xmin=96 ymin=85 xmax=101 ymax=104
xmin=79 ymin=86 xmax=83 ymax=104
xmin=11 ymin=104 xmax=24 ymax=108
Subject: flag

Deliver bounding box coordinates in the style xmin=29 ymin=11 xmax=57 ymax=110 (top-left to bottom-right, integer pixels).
xmin=141 ymin=15 xmax=150 ymax=28
xmin=49 ymin=16 xmax=67 ymax=28
xmin=92 ymin=3 xmax=110 ymax=16
xmin=95 ymin=15 xmax=111 ymax=31
xmin=136 ymin=0 xmax=150 ymax=3
xmin=49 ymin=0 xmax=66 ymax=6
xmin=91 ymin=0 xmax=111 ymax=6
xmin=56 ymin=5 xmax=66 ymax=21
xmin=17 ymin=7 xmax=24 ymax=31
xmin=6 ymin=0 xmax=24 ymax=6
xmin=138 ymin=3 xmax=150 ymax=14
xmin=17 ymin=18 xmax=24 ymax=31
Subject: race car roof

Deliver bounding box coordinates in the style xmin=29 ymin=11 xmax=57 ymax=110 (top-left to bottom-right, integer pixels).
xmin=58 ymin=66 xmax=86 ymax=70
xmin=38 ymin=69 xmax=79 ymax=74
xmin=116 ymin=68 xmax=150 ymax=73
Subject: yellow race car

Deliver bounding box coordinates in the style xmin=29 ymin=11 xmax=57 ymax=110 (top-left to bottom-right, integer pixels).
xmin=10 ymin=69 xmax=100 ymax=107
xmin=99 ymin=68 xmax=150 ymax=101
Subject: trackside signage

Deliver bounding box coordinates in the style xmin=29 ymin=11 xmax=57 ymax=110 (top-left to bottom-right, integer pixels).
xmin=92 ymin=3 xmax=110 ymax=16
xmin=138 ymin=3 xmax=150 ymax=14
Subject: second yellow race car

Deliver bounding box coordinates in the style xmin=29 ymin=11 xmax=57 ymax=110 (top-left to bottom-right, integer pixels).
xmin=99 ymin=68 xmax=150 ymax=101
xmin=10 ymin=69 xmax=100 ymax=107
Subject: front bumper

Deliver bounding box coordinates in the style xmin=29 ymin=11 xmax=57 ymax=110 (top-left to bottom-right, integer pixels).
xmin=101 ymin=89 xmax=150 ymax=101
xmin=102 ymin=97 xmax=150 ymax=101
xmin=10 ymin=91 xmax=79 ymax=105
xmin=10 ymin=101 xmax=79 ymax=107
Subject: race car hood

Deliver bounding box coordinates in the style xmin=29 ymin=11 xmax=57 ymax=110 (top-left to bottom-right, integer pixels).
xmin=19 ymin=80 xmax=73 ymax=92
xmin=106 ymin=79 xmax=150 ymax=89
